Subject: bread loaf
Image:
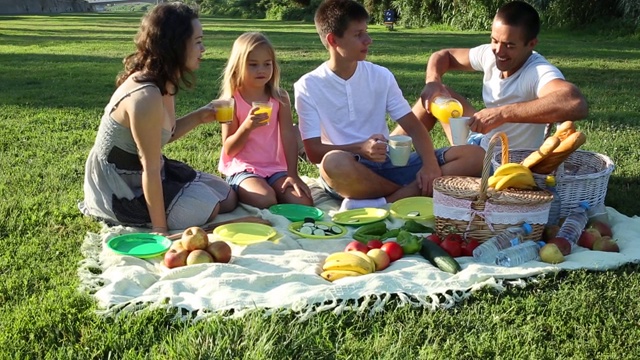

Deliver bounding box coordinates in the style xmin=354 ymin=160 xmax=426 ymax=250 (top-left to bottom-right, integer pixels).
xmin=530 ymin=131 xmax=586 ymax=174
xmin=521 ymin=136 xmax=561 ymax=168
xmin=553 ymin=121 xmax=576 ymax=141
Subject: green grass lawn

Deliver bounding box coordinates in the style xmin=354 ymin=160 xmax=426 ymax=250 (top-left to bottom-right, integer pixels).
xmin=1 ymin=13 xmax=640 ymax=359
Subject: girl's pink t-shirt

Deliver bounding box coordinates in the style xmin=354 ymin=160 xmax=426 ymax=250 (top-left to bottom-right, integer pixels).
xmin=218 ymin=91 xmax=287 ymax=177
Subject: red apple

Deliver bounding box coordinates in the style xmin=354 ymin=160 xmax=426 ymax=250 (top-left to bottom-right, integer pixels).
xmin=588 ymin=220 xmax=613 ymax=237
xmin=345 ymin=240 xmax=369 ymax=253
xmin=182 ymin=226 xmax=208 ymax=251
xmin=548 ymin=237 xmax=572 ymax=256
xmin=186 ymin=249 xmax=214 ymax=265
xmin=592 ymin=236 xmax=620 ymax=252
xmin=577 ymin=228 xmax=601 ymax=250
xmin=380 ymin=241 xmax=404 ymax=262
xmin=206 ymin=241 xmax=232 ymax=263
xmin=366 ymin=248 xmax=391 ymax=271
xmin=366 ymin=239 xmax=384 ymax=250
xmin=164 ymin=248 xmax=189 ymax=269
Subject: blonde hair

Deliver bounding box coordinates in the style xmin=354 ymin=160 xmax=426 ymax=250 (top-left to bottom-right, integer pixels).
xmin=220 ymin=32 xmax=284 ymax=102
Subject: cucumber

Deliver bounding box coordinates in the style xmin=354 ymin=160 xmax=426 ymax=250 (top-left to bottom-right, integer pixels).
xmin=419 ymin=239 xmax=462 ymax=274
xmin=353 ymin=222 xmax=388 ymax=243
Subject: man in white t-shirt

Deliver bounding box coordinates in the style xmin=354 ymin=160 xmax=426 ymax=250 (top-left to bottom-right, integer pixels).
xmin=411 ymin=0 xmax=588 ymax=150
xmin=294 ymin=0 xmax=484 ymax=210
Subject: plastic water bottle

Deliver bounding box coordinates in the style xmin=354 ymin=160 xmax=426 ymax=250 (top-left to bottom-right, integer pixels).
xmin=556 ymin=201 xmax=590 ymax=245
xmin=472 ymin=223 xmax=533 ymax=264
xmin=545 ymin=175 xmax=562 ymax=226
xmin=495 ymin=241 xmax=546 ymax=267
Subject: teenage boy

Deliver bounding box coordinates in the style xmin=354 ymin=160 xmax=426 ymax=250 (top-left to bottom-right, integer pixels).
xmin=410 ymin=1 xmax=588 ymax=149
xmin=294 ymin=0 xmax=483 ymax=210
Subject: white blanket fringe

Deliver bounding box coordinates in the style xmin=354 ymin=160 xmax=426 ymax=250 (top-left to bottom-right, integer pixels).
xmin=77 ymin=184 xmax=640 ymax=321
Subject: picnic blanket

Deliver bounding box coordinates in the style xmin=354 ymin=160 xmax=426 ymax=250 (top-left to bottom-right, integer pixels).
xmin=78 ymin=177 xmax=640 ymax=321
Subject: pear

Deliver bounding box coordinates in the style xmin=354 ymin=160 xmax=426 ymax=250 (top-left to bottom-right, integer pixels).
xmin=539 ymin=243 xmax=565 ymax=264
xmin=592 ymin=236 xmax=620 ymax=253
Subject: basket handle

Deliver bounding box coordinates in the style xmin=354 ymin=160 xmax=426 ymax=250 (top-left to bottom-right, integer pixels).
xmin=478 ymin=132 xmax=509 ymax=201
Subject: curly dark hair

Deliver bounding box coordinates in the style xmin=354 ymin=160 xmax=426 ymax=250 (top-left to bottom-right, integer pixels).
xmin=116 ymin=2 xmax=199 ymax=95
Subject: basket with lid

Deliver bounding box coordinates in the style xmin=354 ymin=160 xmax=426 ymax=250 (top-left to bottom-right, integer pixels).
xmin=433 ymin=132 xmax=554 ymax=242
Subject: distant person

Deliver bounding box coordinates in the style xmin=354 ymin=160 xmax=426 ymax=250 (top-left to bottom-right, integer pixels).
xmin=412 ymin=0 xmax=588 ymax=149
xmin=294 ymin=0 xmax=483 ymax=210
xmin=79 ymin=2 xmax=237 ymax=235
xmin=217 ymin=32 xmax=313 ymax=209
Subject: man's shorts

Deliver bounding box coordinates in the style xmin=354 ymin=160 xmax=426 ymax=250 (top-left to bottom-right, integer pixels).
xmin=225 ymin=170 xmax=288 ymax=192
xmin=321 ymin=148 xmax=450 ymax=200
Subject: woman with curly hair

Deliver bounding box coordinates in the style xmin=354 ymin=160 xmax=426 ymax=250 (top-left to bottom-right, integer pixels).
xmin=79 ymin=2 xmax=237 ymax=235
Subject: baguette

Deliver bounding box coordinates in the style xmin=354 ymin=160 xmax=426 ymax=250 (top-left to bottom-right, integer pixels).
xmin=521 ymin=136 xmax=561 ymax=168
xmin=531 ymin=131 xmax=586 ymax=174
xmin=553 ymin=121 xmax=576 ymax=141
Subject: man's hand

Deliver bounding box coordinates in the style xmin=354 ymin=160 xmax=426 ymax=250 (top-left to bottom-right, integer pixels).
xmin=360 ymin=134 xmax=388 ymax=163
xmin=468 ymin=107 xmax=507 ymax=134
xmin=416 ymin=165 xmax=442 ymax=196
xmin=420 ymin=82 xmax=451 ymax=112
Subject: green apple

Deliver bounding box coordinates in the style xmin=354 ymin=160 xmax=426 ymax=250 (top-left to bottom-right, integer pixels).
xmin=539 ymin=243 xmax=565 ymax=264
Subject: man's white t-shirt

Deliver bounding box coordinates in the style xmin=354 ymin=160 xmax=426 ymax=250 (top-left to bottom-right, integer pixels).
xmin=468 ymin=44 xmax=565 ymax=150
xmin=293 ymin=61 xmax=412 ymax=145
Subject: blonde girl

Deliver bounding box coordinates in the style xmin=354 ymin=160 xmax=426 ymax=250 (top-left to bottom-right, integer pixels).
xmin=218 ymin=32 xmax=313 ymax=209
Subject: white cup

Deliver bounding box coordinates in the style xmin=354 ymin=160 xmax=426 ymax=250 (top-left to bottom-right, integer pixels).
xmin=450 ymin=116 xmax=471 ymax=146
xmin=388 ymin=135 xmax=412 ymax=166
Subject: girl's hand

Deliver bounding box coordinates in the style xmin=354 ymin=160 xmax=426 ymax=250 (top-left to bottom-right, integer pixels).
xmin=281 ymin=175 xmax=312 ymax=199
xmin=242 ymin=106 xmax=269 ymax=130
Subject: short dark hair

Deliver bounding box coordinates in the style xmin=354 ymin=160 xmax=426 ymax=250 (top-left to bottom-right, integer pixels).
xmin=314 ymin=0 xmax=369 ymax=47
xmin=117 ymin=2 xmax=199 ymax=95
xmin=495 ymin=1 xmax=540 ymax=43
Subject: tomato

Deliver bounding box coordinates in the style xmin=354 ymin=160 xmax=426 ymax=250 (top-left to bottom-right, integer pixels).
xmin=425 ymin=234 xmax=441 ymax=246
xmin=440 ymin=237 xmax=462 ymax=258
xmin=380 ymin=241 xmax=404 ymax=262
xmin=461 ymin=237 xmax=480 ymax=257
xmin=367 ymin=239 xmax=384 ymax=250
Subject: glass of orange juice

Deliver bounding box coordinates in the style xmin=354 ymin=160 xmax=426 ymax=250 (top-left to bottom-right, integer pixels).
xmin=429 ymin=96 xmax=463 ymax=124
xmin=252 ymin=101 xmax=272 ymax=125
xmin=212 ymin=98 xmax=235 ymax=124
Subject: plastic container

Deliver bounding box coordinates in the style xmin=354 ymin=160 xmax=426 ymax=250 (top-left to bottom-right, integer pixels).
xmin=472 ymin=222 xmax=533 ymax=264
xmin=556 ymin=201 xmax=590 ymax=246
xmin=495 ymin=241 xmax=546 ymax=267
xmin=429 ymin=96 xmax=463 ymax=124
xmin=587 ymin=202 xmax=610 ymax=225
xmin=545 ymin=175 xmax=562 ymax=226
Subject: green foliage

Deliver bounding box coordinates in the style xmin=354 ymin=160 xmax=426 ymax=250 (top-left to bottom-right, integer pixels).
xmin=264 ymin=0 xmax=321 ymax=21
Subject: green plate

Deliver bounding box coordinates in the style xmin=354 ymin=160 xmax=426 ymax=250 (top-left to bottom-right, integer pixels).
xmin=269 ymin=204 xmax=324 ymax=222
xmin=390 ymin=196 xmax=435 ymax=221
xmin=106 ymin=233 xmax=172 ymax=258
xmin=288 ymin=221 xmax=347 ymax=239
xmin=213 ymin=222 xmax=277 ymax=245
xmin=331 ymin=207 xmax=389 ymax=226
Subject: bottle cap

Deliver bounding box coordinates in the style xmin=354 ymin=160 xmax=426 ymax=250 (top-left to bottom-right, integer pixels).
xmin=578 ymin=201 xmax=590 ymax=210
xmin=545 ymin=175 xmax=556 ymax=187
xmin=536 ymin=241 xmax=546 ymax=248
xmin=521 ymin=222 xmax=533 ymax=235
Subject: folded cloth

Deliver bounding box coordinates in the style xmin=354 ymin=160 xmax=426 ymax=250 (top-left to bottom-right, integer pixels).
xmin=78 ymin=179 xmax=640 ymax=320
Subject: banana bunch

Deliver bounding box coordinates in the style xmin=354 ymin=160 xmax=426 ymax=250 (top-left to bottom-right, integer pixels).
xmin=321 ymin=251 xmax=376 ymax=282
xmin=488 ymin=163 xmax=537 ymax=191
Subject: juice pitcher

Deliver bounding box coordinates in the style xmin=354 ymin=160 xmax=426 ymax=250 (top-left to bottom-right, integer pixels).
xmin=429 ymin=96 xmax=463 ymax=124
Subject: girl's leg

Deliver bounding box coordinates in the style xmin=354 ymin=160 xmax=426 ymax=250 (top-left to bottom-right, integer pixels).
xmin=237 ymin=176 xmax=278 ymax=209
xmin=271 ymin=177 xmax=314 ymax=206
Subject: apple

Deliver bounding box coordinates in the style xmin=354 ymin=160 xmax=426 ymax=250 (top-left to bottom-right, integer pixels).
xmin=577 ymin=228 xmax=601 ymax=250
xmin=366 ymin=239 xmax=384 ymax=250
xmin=186 ymin=249 xmax=214 ymax=265
xmin=206 ymin=241 xmax=232 ymax=263
xmin=547 ymin=237 xmax=572 ymax=256
xmin=181 ymin=226 xmax=209 ymax=251
xmin=542 ymin=225 xmax=560 ymax=241
xmin=539 ymin=243 xmax=565 ymax=264
xmin=592 ymin=236 xmax=620 ymax=252
xmin=366 ymin=248 xmax=391 ymax=271
xmin=588 ymin=220 xmax=613 ymax=237
xmin=345 ymin=240 xmax=369 ymax=253
xmin=164 ymin=248 xmax=189 ymax=269
xmin=170 ymin=239 xmax=185 ymax=251
xmin=380 ymin=241 xmax=404 ymax=262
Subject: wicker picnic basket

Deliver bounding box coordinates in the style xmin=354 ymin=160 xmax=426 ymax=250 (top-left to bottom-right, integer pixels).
xmin=433 ymin=132 xmax=553 ymax=242
xmin=491 ymin=149 xmax=614 ymax=218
